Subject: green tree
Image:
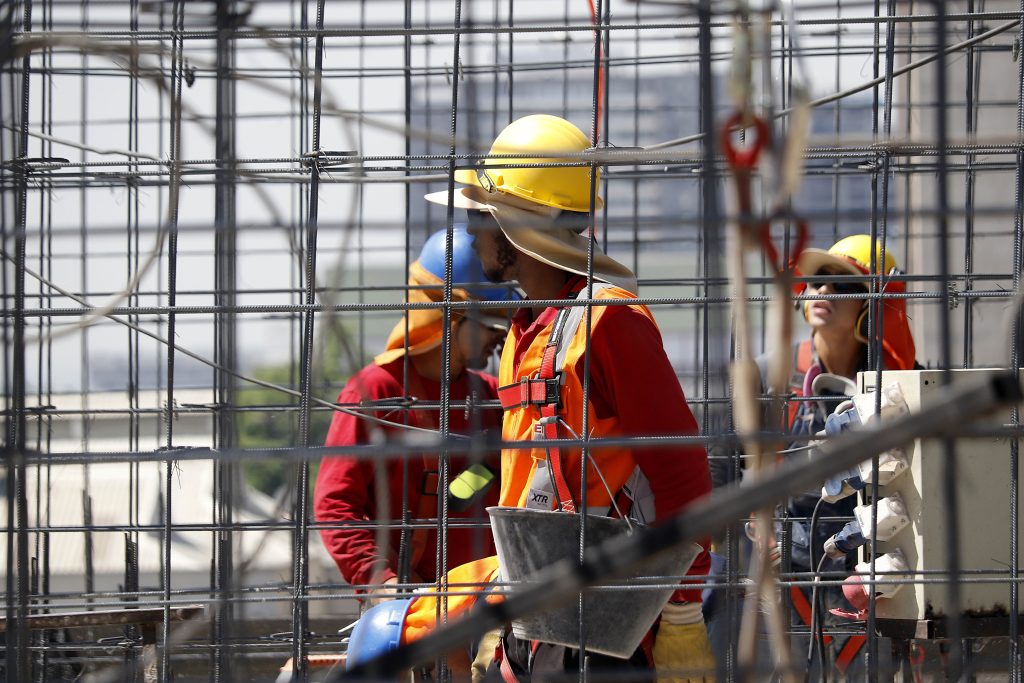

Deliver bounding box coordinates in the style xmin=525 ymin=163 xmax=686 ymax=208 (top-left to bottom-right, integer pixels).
xmin=237 ymin=331 xmax=360 ymax=496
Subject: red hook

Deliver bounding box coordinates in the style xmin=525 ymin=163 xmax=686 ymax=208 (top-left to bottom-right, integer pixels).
xmin=720 ymin=111 xmax=770 ymax=170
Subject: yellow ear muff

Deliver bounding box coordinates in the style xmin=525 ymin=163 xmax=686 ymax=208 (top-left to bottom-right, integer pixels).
xmin=854 ymin=303 xmax=870 ymax=345
xmin=854 ymin=267 xmax=901 ymax=344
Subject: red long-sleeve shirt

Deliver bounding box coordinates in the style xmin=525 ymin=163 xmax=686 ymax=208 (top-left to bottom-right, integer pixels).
xmin=507 ymin=276 xmax=712 ymax=601
xmin=313 ymin=359 xmax=501 ymax=590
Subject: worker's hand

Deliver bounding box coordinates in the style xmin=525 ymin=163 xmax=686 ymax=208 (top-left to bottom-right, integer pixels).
xmin=744 ymin=521 xmax=781 ymax=567
xmin=368 ymin=576 xmax=400 ymax=605
xmin=652 ymin=621 xmax=716 ymax=683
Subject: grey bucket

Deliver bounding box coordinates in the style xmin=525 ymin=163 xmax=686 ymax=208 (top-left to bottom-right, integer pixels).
xmin=487 ymin=506 xmax=701 ymax=658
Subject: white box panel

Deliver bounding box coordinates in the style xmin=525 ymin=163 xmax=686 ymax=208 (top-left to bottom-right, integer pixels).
xmin=856 ymin=369 xmax=1023 ymax=620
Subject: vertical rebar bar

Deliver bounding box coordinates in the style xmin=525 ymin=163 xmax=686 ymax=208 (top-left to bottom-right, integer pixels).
xmin=436 ymin=4 xmax=466 ymax=678
xmin=1011 ymin=0 xmax=1024 ymax=678
xmin=397 ymin=0 xmax=415 ymax=589
xmin=291 ymin=1 xmax=328 ymax=679
xmin=864 ymin=2 xmax=899 ymax=678
xmin=9 ymin=0 xmax=33 ymax=678
xmin=161 ymin=2 xmax=185 ymax=679
xmin=697 ymin=2 xmax=729 ymax=677
xmin=934 ymin=2 xmax=966 ymax=678
xmin=1 ymin=2 xmax=13 ymax=671
xmin=962 ymin=0 xmax=979 ymax=369
xmin=576 ymin=0 xmax=606 ymax=666
xmin=212 ymin=2 xmax=238 ymax=680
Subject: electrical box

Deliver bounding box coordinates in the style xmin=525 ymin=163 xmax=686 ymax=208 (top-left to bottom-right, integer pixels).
xmin=855 ymin=369 xmax=1022 ymax=621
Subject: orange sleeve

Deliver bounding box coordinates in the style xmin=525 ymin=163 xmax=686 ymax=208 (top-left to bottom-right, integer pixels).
xmin=401 ymin=556 xmax=503 ymax=644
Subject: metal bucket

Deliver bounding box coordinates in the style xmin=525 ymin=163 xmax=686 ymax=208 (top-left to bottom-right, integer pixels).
xmin=488 ymin=506 xmax=701 ymax=658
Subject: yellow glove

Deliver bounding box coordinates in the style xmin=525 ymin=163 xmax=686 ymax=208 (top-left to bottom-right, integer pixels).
xmin=471 ymin=629 xmax=502 ymax=683
xmin=652 ymin=621 xmax=716 ymax=683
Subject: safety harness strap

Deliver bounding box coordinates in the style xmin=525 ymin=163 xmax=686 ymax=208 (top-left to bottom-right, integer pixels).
xmin=552 ymin=287 xmax=606 ymax=373
xmin=785 ymin=339 xmax=816 ymax=429
xmin=835 ymin=634 xmax=866 ymax=674
xmin=498 ymin=639 xmax=520 ymax=683
xmin=498 ymin=284 xmax=609 ymax=513
xmin=539 ymin=400 xmax=575 ymax=513
xmin=496 ymin=376 xmax=559 ymax=410
xmin=790 ymin=585 xmax=831 ymax=646
xmin=789 ymin=585 xmax=865 ymax=674
xmin=536 ymin=307 xmax=578 ymax=512
xmin=497 ymin=285 xmax=608 ymax=410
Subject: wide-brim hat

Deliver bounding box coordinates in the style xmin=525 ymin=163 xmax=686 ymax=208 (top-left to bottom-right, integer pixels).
xmin=424 ymin=184 xmax=637 ymax=294
xmin=797 ymin=234 xmax=899 ymax=279
xmin=373 ymin=260 xmax=513 ymax=367
xmin=796 ymin=249 xmax=865 ymax=278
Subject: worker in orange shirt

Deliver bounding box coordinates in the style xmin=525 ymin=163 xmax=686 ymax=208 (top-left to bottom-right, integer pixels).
xmin=446 ymin=115 xmax=713 ymax=681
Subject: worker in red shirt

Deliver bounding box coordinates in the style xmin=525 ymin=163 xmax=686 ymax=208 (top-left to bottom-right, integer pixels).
xmin=314 ymin=226 xmax=513 ymax=603
xmin=423 ymin=114 xmax=714 ymax=682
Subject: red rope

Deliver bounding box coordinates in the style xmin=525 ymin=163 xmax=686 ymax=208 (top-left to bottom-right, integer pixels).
xmin=585 ymin=0 xmax=605 ymax=142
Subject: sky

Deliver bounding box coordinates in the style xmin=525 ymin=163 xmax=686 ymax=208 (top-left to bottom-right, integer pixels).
xmin=11 ymin=0 xmax=937 ymax=391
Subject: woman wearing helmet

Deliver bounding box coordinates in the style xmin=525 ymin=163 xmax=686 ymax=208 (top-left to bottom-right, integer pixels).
xmin=314 ymin=225 xmax=516 ymax=604
xmin=767 ymin=235 xmax=916 ymax=678
xmin=796 ymin=234 xmax=917 ymax=388
xmin=785 ymin=235 xmax=917 ymax=574
xmin=706 ymin=235 xmax=918 ymax=679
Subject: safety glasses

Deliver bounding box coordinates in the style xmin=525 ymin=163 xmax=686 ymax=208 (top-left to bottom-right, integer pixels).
xmin=466 ymin=209 xmax=498 ymax=230
xmin=809 ymin=275 xmax=868 ymax=295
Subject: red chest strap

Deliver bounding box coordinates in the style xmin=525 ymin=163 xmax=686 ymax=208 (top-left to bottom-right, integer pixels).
xmin=498 ymin=299 xmax=582 ymax=513
xmin=497 ymin=300 xmax=575 ymax=411
xmin=536 ymin=308 xmax=576 ymax=513
xmin=496 ymin=375 xmax=560 ymax=410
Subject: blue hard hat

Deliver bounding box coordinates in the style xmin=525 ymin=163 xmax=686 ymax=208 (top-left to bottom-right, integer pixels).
xmin=346 ymin=598 xmax=414 ymax=670
xmin=417 ymin=224 xmax=520 ymax=303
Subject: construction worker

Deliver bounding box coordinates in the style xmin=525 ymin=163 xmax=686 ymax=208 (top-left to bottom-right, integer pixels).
xmin=788 ymin=234 xmax=916 ymax=565
xmin=782 ymin=235 xmax=916 ymax=677
xmin=314 ymin=225 xmax=512 ymax=604
xmin=418 ymin=114 xmax=715 ymax=682
xmin=703 ymin=235 xmax=916 ymax=679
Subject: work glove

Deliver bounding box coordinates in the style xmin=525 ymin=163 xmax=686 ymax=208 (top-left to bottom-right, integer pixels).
xmin=652 ymin=619 xmax=716 ymax=683
xmin=471 ymin=628 xmax=502 ymax=683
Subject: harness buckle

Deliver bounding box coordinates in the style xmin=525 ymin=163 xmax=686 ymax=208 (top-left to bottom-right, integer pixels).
xmin=542 ymin=374 xmax=560 ymax=406
xmin=517 ymin=374 xmax=560 ymax=408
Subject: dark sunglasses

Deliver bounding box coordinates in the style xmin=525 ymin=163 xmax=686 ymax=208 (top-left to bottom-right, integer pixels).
xmin=808 ymin=277 xmax=868 ymax=295
xmin=467 ymin=210 xmax=497 ymax=228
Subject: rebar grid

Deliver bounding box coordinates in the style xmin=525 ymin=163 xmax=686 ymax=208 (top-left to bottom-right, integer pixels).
xmin=2 ymin=1 xmax=1023 ymax=681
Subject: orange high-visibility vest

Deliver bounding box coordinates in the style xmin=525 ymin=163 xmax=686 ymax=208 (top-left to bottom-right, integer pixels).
xmin=400 ymin=287 xmax=665 ymax=646
xmin=498 ymin=285 xmax=656 ymax=511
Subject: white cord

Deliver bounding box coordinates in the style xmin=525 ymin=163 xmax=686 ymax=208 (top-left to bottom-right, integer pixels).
xmin=8 ymin=253 xmax=464 ymax=439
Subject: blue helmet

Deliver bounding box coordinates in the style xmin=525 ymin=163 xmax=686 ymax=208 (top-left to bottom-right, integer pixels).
xmin=417 ymin=224 xmax=520 ymax=303
xmin=346 ymin=598 xmax=414 ymax=670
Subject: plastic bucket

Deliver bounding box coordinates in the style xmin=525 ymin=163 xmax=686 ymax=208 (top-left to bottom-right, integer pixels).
xmin=487 ymin=506 xmax=701 ymax=658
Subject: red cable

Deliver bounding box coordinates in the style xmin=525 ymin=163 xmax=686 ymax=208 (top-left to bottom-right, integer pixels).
xmin=585 ymin=0 xmax=605 ymax=142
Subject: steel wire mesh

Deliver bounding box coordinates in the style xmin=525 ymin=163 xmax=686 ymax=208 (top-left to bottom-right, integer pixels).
xmin=2 ymin=0 xmax=1023 ymax=680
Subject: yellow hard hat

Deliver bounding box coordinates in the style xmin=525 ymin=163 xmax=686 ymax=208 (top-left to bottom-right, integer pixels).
xmin=452 ymin=114 xmax=602 ymax=212
xmin=797 ymin=234 xmax=899 ymax=277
